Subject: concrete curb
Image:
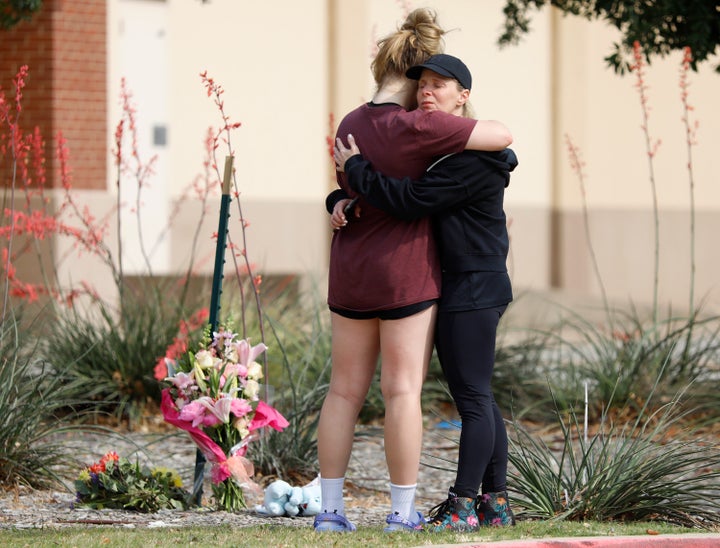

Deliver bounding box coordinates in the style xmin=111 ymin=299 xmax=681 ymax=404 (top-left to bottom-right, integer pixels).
xmin=422 ymin=533 xmax=720 ymax=547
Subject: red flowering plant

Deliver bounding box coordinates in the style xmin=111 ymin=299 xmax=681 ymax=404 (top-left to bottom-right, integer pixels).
xmin=160 ymin=322 xmax=288 ymax=511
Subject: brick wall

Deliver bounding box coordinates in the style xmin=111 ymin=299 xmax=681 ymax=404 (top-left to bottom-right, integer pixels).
xmin=0 ymin=0 xmax=107 ymax=190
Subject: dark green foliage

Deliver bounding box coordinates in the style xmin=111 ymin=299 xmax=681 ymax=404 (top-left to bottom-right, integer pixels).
xmin=499 ymin=0 xmax=720 ymax=72
xmin=421 ymin=297 xmax=720 ymax=527
xmin=420 ymin=352 xmax=455 ymax=416
xmin=0 ymin=0 xmax=42 ymax=30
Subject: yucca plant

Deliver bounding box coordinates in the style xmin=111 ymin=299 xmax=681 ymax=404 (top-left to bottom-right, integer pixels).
xmin=419 ymin=329 xmax=557 ymax=425
xmin=493 ymin=327 xmax=562 ymax=421
xmin=522 ymin=304 xmax=720 ymax=422
xmin=0 ymin=312 xmax=89 ymax=488
xmin=507 ymin=370 xmax=720 ymax=528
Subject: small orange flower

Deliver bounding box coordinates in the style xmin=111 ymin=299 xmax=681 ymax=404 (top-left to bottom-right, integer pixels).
xmin=89 ymin=462 xmax=105 ymax=474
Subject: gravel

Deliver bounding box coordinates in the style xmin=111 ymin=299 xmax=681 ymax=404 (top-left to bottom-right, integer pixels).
xmin=0 ymin=424 xmax=459 ymax=530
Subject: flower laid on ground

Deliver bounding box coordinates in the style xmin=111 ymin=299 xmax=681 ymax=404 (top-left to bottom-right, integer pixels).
xmin=161 ymin=325 xmax=289 ymax=511
xmin=74 ymin=451 xmax=190 ymax=513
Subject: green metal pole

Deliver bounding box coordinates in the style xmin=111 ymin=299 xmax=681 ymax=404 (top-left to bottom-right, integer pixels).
xmin=192 ymin=155 xmax=233 ymax=505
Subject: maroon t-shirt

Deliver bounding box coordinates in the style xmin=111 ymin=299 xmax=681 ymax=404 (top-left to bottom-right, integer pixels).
xmin=328 ymin=103 xmax=476 ymax=312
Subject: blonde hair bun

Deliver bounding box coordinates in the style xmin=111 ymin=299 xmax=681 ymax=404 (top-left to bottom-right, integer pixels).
xmin=371 ymin=8 xmax=447 ymax=86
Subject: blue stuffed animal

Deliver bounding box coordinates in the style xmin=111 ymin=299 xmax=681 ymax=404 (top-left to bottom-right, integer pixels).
xmin=255 ymin=478 xmax=321 ymax=517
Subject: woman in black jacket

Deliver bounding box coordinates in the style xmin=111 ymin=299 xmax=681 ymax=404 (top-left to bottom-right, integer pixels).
xmin=330 ymin=54 xmax=518 ymax=532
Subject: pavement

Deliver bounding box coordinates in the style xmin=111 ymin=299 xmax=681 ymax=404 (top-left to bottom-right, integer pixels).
xmin=424 ymin=533 xmax=720 ymax=547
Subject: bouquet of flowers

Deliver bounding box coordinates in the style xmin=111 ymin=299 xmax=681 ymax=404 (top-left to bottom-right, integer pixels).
xmin=74 ymin=451 xmax=190 ymax=512
xmin=161 ymin=325 xmax=288 ymax=511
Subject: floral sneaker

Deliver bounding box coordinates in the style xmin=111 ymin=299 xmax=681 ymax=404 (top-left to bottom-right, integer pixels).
xmin=313 ymin=510 xmax=357 ymax=532
xmin=476 ymin=491 xmax=516 ymax=527
xmin=384 ymin=511 xmax=425 ymax=532
xmin=426 ymin=492 xmax=479 ymax=532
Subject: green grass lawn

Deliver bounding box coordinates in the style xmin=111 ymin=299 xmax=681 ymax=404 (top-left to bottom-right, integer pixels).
xmin=0 ymin=520 xmax=712 ymax=547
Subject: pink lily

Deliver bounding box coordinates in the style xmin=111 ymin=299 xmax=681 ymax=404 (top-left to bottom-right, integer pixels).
xmin=236 ymin=339 xmax=267 ymax=367
xmin=211 ymin=395 xmax=234 ymax=423
xmin=166 ymin=371 xmax=196 ymax=391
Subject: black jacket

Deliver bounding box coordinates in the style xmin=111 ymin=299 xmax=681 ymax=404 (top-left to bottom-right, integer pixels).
xmin=328 ymin=149 xmax=518 ymax=310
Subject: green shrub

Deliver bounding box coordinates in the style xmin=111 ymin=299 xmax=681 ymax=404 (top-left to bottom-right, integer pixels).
xmin=493 ymin=298 xmax=720 ymax=424
xmin=493 ymin=328 xmax=560 ymax=421
xmin=0 ymin=312 xmax=86 ymax=488
xmin=507 ymin=375 xmax=720 ymax=528
xmin=47 ymin=279 xmax=205 ymax=425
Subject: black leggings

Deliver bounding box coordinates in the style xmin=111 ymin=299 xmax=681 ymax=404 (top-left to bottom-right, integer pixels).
xmin=434 ymin=305 xmax=508 ymax=498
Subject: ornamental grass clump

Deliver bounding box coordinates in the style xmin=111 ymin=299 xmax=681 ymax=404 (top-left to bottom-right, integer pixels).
xmin=533 ymin=306 xmax=720 ymax=422
xmin=507 ymin=372 xmax=720 ymax=528
xmin=548 ymin=42 xmax=720 ymax=424
xmin=0 ymin=313 xmax=88 ymax=489
xmin=74 ymin=451 xmax=191 ymax=512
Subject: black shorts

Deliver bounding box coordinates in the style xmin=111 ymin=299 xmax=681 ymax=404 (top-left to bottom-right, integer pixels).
xmin=330 ymin=299 xmax=436 ymax=320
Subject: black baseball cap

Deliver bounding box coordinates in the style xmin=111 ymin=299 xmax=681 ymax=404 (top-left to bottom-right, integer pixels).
xmin=406 ymin=53 xmax=472 ymax=90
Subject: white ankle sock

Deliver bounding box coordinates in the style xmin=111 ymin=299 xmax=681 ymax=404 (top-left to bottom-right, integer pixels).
xmin=390 ymin=482 xmax=417 ymax=521
xmin=320 ymin=477 xmax=345 ymax=515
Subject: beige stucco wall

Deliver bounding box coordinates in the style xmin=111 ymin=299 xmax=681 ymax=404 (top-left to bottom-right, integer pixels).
xmin=104 ymin=0 xmax=333 ymax=284
xmin=52 ymin=1 xmax=719 ymax=314
xmin=552 ymin=14 xmax=720 ymax=311
xmin=555 ymin=15 xmax=720 ymax=210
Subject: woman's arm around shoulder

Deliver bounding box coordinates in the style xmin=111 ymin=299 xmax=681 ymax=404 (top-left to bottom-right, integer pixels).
xmin=466 ymin=120 xmax=513 ymax=151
